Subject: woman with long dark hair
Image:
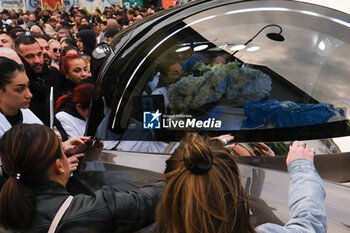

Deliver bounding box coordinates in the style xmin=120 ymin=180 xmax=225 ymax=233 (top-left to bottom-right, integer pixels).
xmin=76 ymin=29 xmax=96 ymax=57
xmin=0 ymin=124 xmax=164 ymax=232
xmin=0 ymin=56 xmax=42 ymax=138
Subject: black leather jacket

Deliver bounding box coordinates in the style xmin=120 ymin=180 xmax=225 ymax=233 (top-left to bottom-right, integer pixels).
xmin=22 ymin=181 xmax=165 ymax=233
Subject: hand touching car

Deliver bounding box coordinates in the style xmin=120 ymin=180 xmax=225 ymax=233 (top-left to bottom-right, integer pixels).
xmin=286 ymin=141 xmax=314 ymax=166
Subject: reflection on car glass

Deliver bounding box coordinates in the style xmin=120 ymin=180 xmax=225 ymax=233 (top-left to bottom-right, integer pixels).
xmin=168 ymin=60 xmax=272 ymax=112
xmin=152 ymin=62 xmax=184 ymax=109
xmin=164 ymin=60 xmax=345 ymax=130
xmin=166 ymin=60 xmax=272 ymax=130
xmin=95 ymin=108 xmax=167 ymax=152
xmin=243 ymin=100 xmax=345 ymax=129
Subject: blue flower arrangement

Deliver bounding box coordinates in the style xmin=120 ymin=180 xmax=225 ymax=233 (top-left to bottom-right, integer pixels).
xmin=167 ymin=61 xmax=272 ymax=112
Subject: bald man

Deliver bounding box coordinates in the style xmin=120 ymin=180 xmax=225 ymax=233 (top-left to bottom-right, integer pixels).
xmin=0 ymin=47 xmax=22 ymax=64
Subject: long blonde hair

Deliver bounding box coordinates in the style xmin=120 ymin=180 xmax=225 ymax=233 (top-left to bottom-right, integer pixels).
xmin=157 ymin=133 xmax=256 ymax=233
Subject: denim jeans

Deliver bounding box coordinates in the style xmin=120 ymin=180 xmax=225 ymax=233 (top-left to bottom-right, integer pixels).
xmin=256 ymin=159 xmax=327 ymax=233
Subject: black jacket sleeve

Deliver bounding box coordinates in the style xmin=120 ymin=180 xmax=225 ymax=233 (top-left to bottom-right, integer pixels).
xmin=103 ymin=181 xmax=165 ymax=233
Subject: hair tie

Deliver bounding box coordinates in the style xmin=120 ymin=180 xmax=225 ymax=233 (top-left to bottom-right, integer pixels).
xmin=10 ymin=172 xmax=21 ymax=181
xmin=183 ymin=153 xmax=213 ymax=175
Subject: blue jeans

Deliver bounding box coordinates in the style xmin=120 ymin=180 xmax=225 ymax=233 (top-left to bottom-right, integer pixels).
xmin=256 ymin=159 xmax=327 ymax=233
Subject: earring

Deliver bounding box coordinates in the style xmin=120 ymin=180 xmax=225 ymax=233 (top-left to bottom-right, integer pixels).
xmin=60 ymin=169 xmax=65 ymax=174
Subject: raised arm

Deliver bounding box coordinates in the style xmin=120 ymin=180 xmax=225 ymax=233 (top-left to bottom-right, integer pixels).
xmin=256 ymin=141 xmax=326 ymax=233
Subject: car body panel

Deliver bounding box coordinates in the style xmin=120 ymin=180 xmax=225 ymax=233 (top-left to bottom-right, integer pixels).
xmin=84 ymin=0 xmax=350 ymax=231
xmin=68 ymin=150 xmax=350 ymax=231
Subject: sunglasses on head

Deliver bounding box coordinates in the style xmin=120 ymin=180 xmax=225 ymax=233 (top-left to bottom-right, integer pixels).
xmin=53 ymin=48 xmax=61 ymax=53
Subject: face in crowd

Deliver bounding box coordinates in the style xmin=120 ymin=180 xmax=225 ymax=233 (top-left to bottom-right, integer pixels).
xmin=0 ymin=33 xmax=15 ymax=49
xmin=29 ymin=13 xmax=36 ymax=22
xmin=66 ymin=57 xmax=88 ymax=85
xmin=105 ymin=35 xmax=113 ymax=44
xmin=49 ymin=40 xmax=61 ymax=63
xmin=164 ymin=63 xmax=183 ymax=85
xmin=48 ymin=19 xmax=58 ymax=29
xmin=1 ymin=12 xmax=10 ymax=21
xmin=80 ymin=17 xmax=89 ymax=25
xmin=100 ymin=21 xmax=107 ymax=32
xmin=74 ymin=16 xmax=81 ymax=27
xmin=0 ymin=70 xmax=32 ymax=116
xmin=76 ymin=37 xmax=84 ymax=52
xmin=57 ymin=31 xmax=68 ymax=40
xmin=35 ymin=38 xmax=51 ymax=66
xmin=18 ymin=42 xmax=44 ymax=74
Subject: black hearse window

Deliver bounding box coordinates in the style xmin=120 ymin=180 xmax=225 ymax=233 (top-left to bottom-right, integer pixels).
xmin=106 ymin=1 xmax=350 ymax=157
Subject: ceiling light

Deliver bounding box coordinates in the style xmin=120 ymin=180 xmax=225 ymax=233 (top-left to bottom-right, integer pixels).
xmin=266 ymin=32 xmax=285 ymax=41
xmin=176 ymin=46 xmax=191 ymax=52
xmin=318 ymin=41 xmax=326 ymax=50
xmin=246 ymin=46 xmax=260 ymax=52
xmin=193 ymin=44 xmax=208 ymax=51
xmin=317 ymin=38 xmax=332 ymax=56
xmin=230 ymin=44 xmax=246 ymax=51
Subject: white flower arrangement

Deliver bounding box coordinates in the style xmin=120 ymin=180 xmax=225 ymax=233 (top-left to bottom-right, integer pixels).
xmin=167 ymin=61 xmax=272 ymax=112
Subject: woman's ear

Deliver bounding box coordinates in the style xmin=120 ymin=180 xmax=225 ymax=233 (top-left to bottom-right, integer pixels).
xmin=75 ymin=103 xmax=82 ymax=111
xmin=75 ymin=103 xmax=88 ymax=120
xmin=75 ymin=103 xmax=83 ymax=116
xmin=54 ymin=158 xmax=65 ymax=174
xmin=50 ymin=157 xmax=69 ymax=187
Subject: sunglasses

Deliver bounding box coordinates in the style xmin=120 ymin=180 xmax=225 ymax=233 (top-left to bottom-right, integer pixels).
xmin=53 ymin=48 xmax=61 ymax=53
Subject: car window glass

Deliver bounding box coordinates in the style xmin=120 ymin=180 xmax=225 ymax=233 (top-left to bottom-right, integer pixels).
xmin=95 ymin=1 xmax=350 ymax=158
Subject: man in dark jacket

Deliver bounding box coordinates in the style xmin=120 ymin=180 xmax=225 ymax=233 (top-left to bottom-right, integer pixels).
xmin=15 ymin=35 xmax=59 ymax=126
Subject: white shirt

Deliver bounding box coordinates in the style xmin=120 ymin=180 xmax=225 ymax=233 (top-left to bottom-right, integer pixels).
xmin=0 ymin=108 xmax=43 ymax=138
xmin=56 ymin=111 xmax=86 ymax=139
xmin=2 ymin=19 xmax=12 ymax=25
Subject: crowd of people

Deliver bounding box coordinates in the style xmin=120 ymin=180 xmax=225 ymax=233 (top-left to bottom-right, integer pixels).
xmin=0 ymin=4 xmax=327 ymax=233
xmin=0 ymin=124 xmax=326 ymax=233
xmin=1 ymin=4 xmax=161 ymax=40
xmin=0 ymin=4 xmax=163 ymax=140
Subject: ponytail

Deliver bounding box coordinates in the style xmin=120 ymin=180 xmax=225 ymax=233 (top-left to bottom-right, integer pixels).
xmin=54 ymin=83 xmax=94 ymax=113
xmin=0 ymin=124 xmax=62 ymax=230
xmin=55 ymin=94 xmax=69 ymax=113
xmin=0 ymin=177 xmax=35 ymax=229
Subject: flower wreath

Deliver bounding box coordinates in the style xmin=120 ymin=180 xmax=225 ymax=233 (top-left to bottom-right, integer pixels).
xmin=167 ymin=61 xmax=272 ymax=112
